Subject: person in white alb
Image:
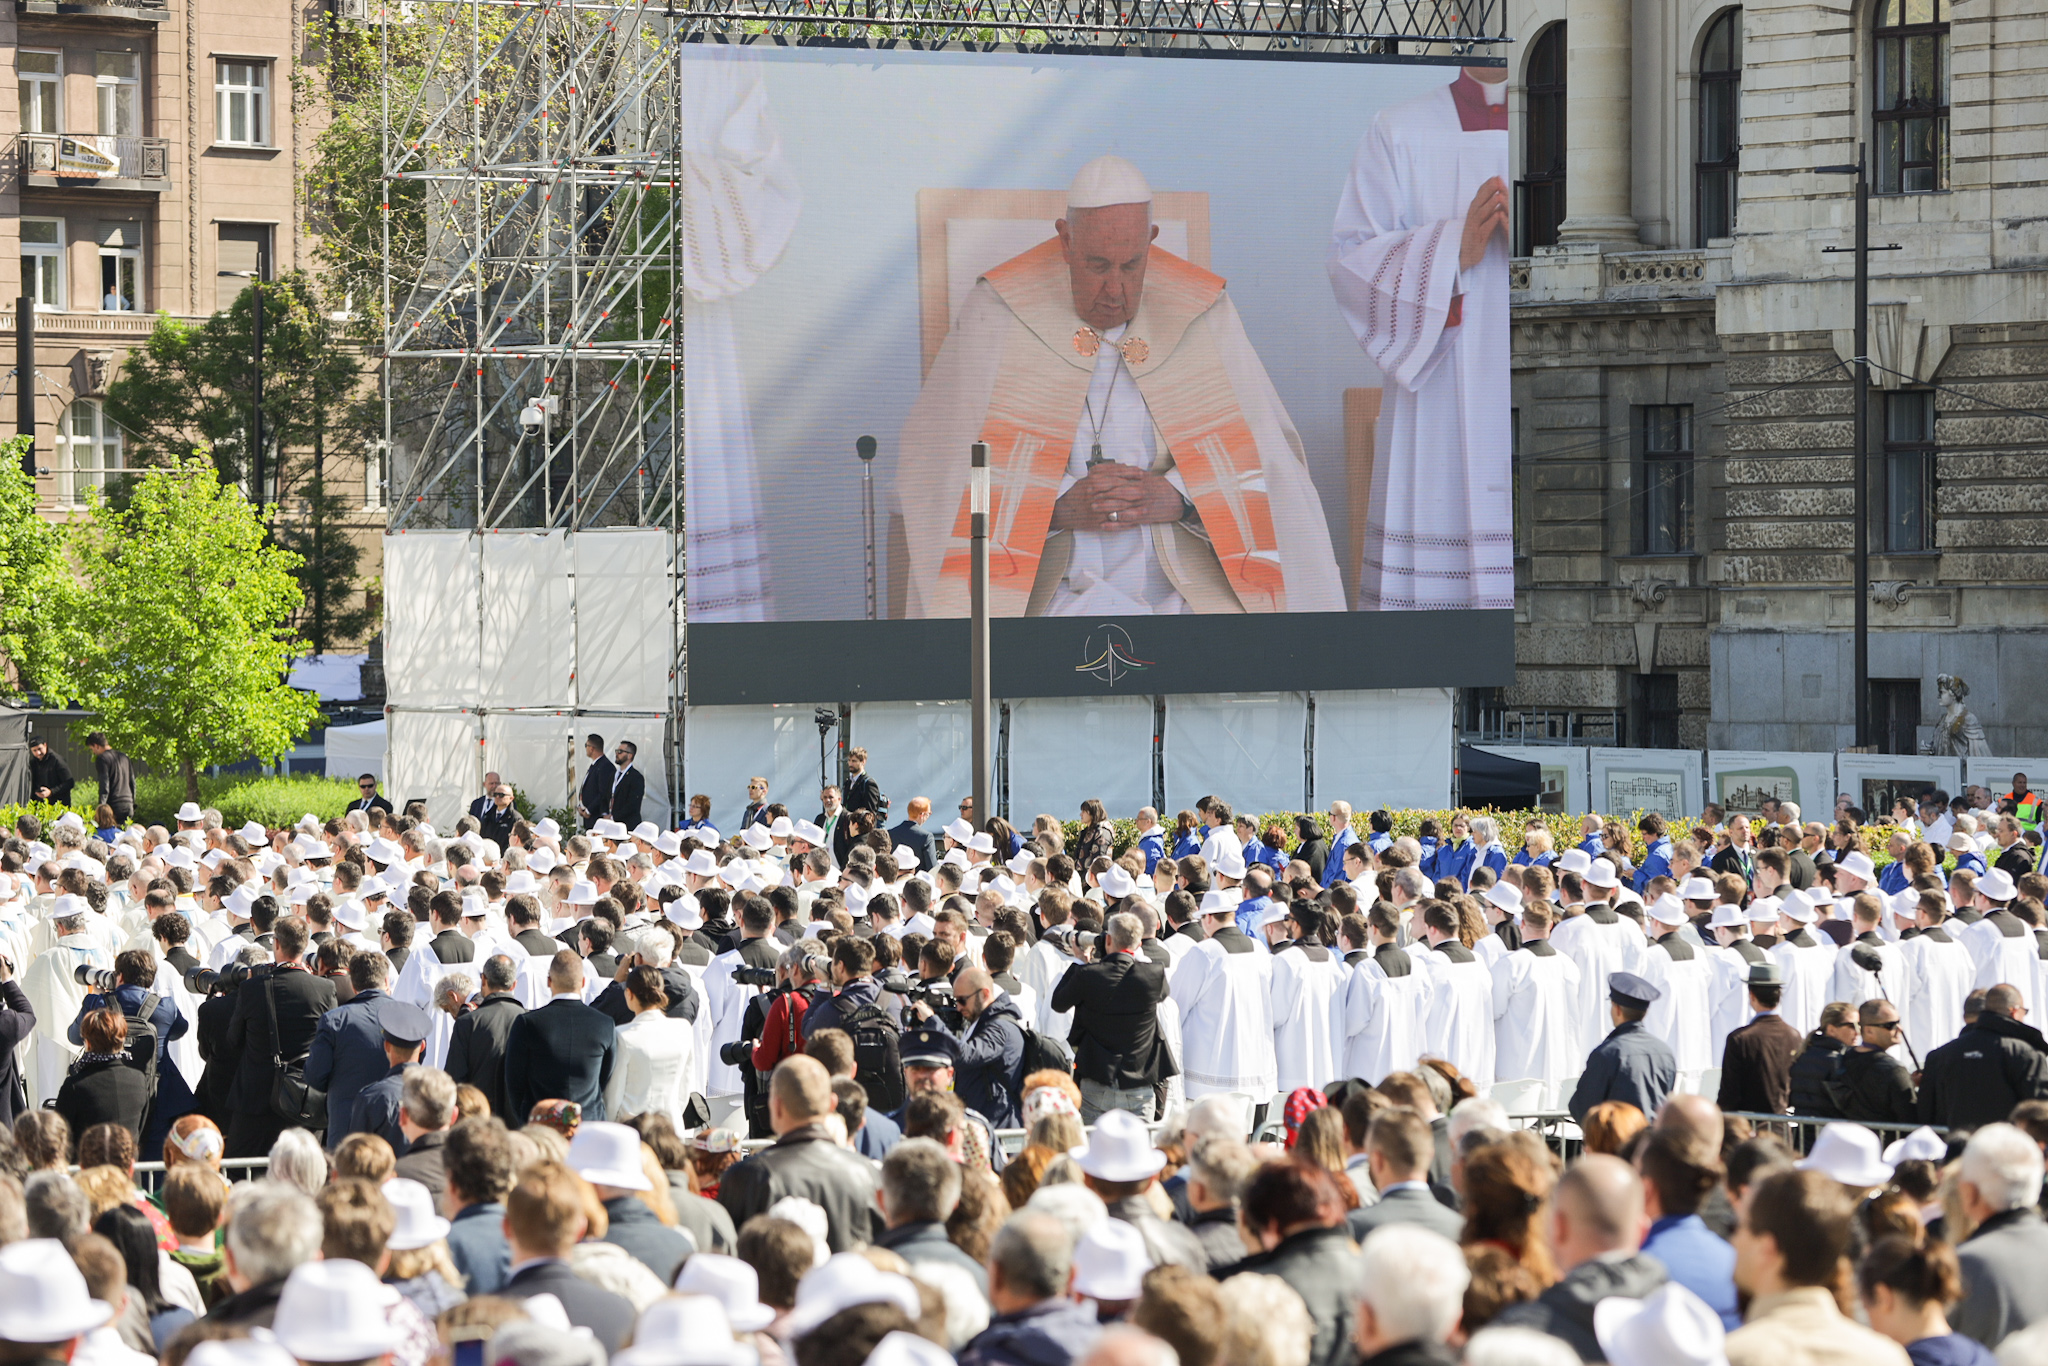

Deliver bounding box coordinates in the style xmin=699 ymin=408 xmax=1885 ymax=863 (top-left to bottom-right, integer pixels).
xmin=1263 ymin=901 xmax=1349 ymax=1097
xmin=1550 ymin=859 xmax=1644 ymax=1067
xmin=1769 ymin=889 xmax=1837 ymax=1035
xmin=1702 ymin=902 xmax=1769 ymax=1068
xmin=1897 ymin=888 xmax=1976 ymax=1055
xmin=1636 ymin=894 xmax=1715 ymax=1093
xmin=1343 ymin=901 xmax=1428 ymax=1083
xmin=1170 ymin=890 xmax=1276 ymax=1107
xmin=1488 ymin=900 xmax=1581 ymax=1107
xmin=1414 ymin=900 xmax=1494 ymax=1085
xmin=1828 ymin=892 xmax=1914 ymax=1063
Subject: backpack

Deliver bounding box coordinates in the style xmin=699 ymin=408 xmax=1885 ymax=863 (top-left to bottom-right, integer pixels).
xmin=1019 ymin=1024 xmax=1073 ymax=1076
xmin=839 ymin=1001 xmax=905 ymax=1113
xmin=119 ymin=990 xmax=164 ymax=1128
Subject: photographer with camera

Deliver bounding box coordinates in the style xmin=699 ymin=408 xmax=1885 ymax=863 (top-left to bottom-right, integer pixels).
xmin=746 ymin=942 xmax=829 ymax=1075
xmin=1049 ymin=911 xmax=1175 ymax=1123
xmin=902 ymin=965 xmax=1027 ymax=1129
xmin=220 ymin=915 xmax=336 ymax=1157
xmin=67 ymin=949 xmax=192 ymax=1152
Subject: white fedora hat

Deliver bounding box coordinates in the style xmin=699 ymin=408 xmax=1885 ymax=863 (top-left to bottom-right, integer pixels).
xmin=527 ymin=847 xmax=560 ymax=874
xmin=616 ymin=1296 xmax=753 ymax=1366
xmin=1070 ymin=1110 xmax=1166 ymax=1183
xmin=685 ymin=850 xmax=719 ymax=878
xmin=270 ymin=1260 xmax=402 ymax=1362
xmin=794 ymin=821 xmax=828 ymax=847
xmin=673 ymin=1253 xmax=777 ymax=1332
xmin=1646 ymin=893 xmax=1689 ymax=927
xmin=567 ymin=1120 xmax=651 ymax=1191
xmin=1796 ymin=1121 xmax=1895 ymax=1189
xmin=1098 ymin=866 xmax=1136 ymax=900
xmin=1979 ymin=868 xmax=2018 ymax=902
xmin=1558 ymin=848 xmax=1593 ymax=876
xmin=770 ymin=816 xmax=795 ymax=839
xmin=1837 ymin=851 xmax=1877 ymax=882
xmin=237 ymin=820 xmax=268 ymax=844
xmin=185 ymin=1341 xmax=298 ymax=1366
xmin=175 ymin=801 xmax=204 ymax=823
xmin=1680 ymin=876 xmax=1717 ymax=901
xmin=1883 ymin=1125 xmax=1949 ymax=1164
xmin=382 ymin=1177 xmax=451 ymax=1251
xmin=632 ymin=821 xmax=661 ymax=844
xmin=784 ymin=1254 xmax=922 ymax=1340
xmin=893 ymin=846 xmax=920 ymax=872
xmin=1211 ymin=847 xmax=1247 ymax=880
xmin=0 ymin=1239 xmax=113 ymax=1342
xmin=969 ymin=832 xmax=997 ymax=856
xmin=504 ymin=870 xmax=541 ymax=896
xmin=1585 ymin=858 xmax=1621 ymax=889
xmin=654 ymin=831 xmax=685 ymax=859
xmin=567 ymin=879 xmax=600 ymax=906
xmin=741 ymin=824 xmax=774 ymax=852
xmin=1484 ymin=882 xmax=1522 ymax=914
xmin=943 ymin=818 xmax=975 ymax=846
xmin=1069 ymin=1218 xmax=1153 ymax=1302
xmin=1593 ymin=1281 xmax=1728 ymax=1366
xmin=666 ymin=894 xmax=704 ymax=930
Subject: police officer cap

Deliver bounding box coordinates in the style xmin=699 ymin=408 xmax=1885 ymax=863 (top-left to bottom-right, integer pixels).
xmin=900 ymin=1026 xmax=958 ymax=1069
xmin=1745 ymin=962 xmax=1784 ymax=987
xmin=379 ymin=1000 xmax=433 ymax=1049
xmin=1608 ymin=971 xmax=1661 ymax=1011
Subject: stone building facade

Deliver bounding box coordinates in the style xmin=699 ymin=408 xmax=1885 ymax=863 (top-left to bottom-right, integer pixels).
xmin=1499 ymin=0 xmax=2048 ymax=756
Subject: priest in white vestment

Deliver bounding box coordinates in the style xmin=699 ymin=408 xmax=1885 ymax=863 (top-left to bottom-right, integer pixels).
xmin=1170 ymin=893 xmax=1276 ymax=1102
xmin=676 ymin=46 xmax=801 ymax=621
xmin=1343 ymin=906 xmax=1429 ymax=1083
xmin=1488 ymin=903 xmax=1581 ymax=1106
xmin=21 ymin=901 xmax=109 ymax=1108
xmin=896 ymin=156 xmax=1344 ymax=619
xmin=1769 ymin=892 xmax=1837 ymax=1035
xmin=1637 ymin=896 xmax=1716 ymax=1091
xmin=1263 ymin=906 xmax=1350 ymax=1095
xmin=1413 ymin=903 xmax=1495 ymax=1086
xmin=1328 ymin=67 xmax=1513 ymax=611
xmin=1898 ymin=893 xmax=1975 ymax=1055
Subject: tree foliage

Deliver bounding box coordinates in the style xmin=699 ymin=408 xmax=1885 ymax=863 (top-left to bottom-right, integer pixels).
xmin=0 ymin=436 xmax=79 ymax=697
xmin=272 ymin=476 xmax=378 ymax=653
xmin=34 ymin=461 xmax=322 ymax=801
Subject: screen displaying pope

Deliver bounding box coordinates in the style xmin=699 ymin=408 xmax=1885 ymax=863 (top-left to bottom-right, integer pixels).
xmin=893 ymin=155 xmax=1346 ymax=619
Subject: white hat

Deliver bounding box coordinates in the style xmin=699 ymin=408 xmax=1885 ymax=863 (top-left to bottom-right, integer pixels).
xmin=892 ymin=846 xmax=920 ymax=872
xmin=333 ymin=897 xmax=369 ymax=932
xmin=1070 ymin=1218 xmax=1153 ymax=1301
xmin=666 ymin=893 xmax=704 ymax=930
xmin=461 ymin=889 xmax=488 ymax=920
xmin=742 ymin=824 xmax=774 ymax=852
xmin=1212 ymin=847 xmax=1247 ymax=880
xmin=1070 ymin=1109 xmax=1167 ymax=1182
xmin=770 ymin=816 xmax=795 ymax=839
xmin=616 ymin=1296 xmax=753 ymax=1366
xmin=365 ymin=837 xmax=407 ymax=866
xmin=290 ymin=833 xmax=328 ymax=861
xmin=163 ymin=846 xmax=196 ymax=870
xmin=766 ymin=1197 xmax=832 ymax=1268
xmin=49 ymin=893 xmax=87 ymax=920
xmin=1796 ymin=1121 xmax=1895 ymax=1188
xmin=53 ymin=811 xmax=84 ymax=832
xmin=1646 ymin=894 xmax=1689 ymax=927
xmin=382 ymin=1178 xmax=452 ymax=1250
xmin=289 ymin=884 xmax=315 ymax=907
xmin=1708 ymin=904 xmax=1748 ymax=929
xmin=567 ymin=1120 xmax=651 ymax=1190
xmin=504 ymin=870 xmax=541 ymax=897
xmin=1007 ymin=850 xmax=1037 ymax=876
xmin=237 ymin=821 xmax=268 ymax=844
xmin=1586 ymin=859 xmax=1621 ymax=890
xmin=1484 ymin=882 xmax=1523 ymax=914
xmin=221 ymin=885 xmax=257 ymax=920
xmin=1882 ymin=1125 xmax=1948 ymax=1165
xmin=1197 ymin=889 xmax=1234 ymax=918
xmin=943 ymin=818 xmax=975 ymax=846
xmin=1680 ymin=876 xmax=1717 ymax=901
xmin=528 ymin=847 xmax=560 ymax=875
xmin=1593 ymin=1282 xmax=1728 ymax=1366
xmin=969 ymin=832 xmax=997 ymax=856
xmin=654 ymin=831 xmax=685 ymax=859
xmin=203 ymin=850 xmax=231 ymax=872
xmin=567 ymin=880 xmax=600 ymax=906
xmin=1251 ymin=900 xmax=1290 ymax=932
xmin=594 ymin=819 xmax=629 ymax=841
xmin=175 ymin=802 xmax=204 ymax=823
xmin=1947 ymin=831 xmax=1978 ymax=854
xmin=785 ymin=1254 xmax=923 ymax=1340
xmin=1099 ymin=866 xmax=1136 ymax=900
xmin=1745 ymin=895 xmax=1782 ymax=925
xmin=1067 ymin=154 xmax=1153 ymax=209
xmin=271 ymin=1260 xmax=403 ymax=1362
xmin=630 ymin=821 xmax=660 ymax=845
xmin=844 ymin=884 xmax=871 ymax=919
xmin=940 ymin=849 xmax=970 ymax=871
xmin=863 ymin=1332 xmax=958 ymax=1366
xmin=1837 ymin=851 xmax=1877 ymax=883
xmin=1979 ymin=868 xmax=2018 ymax=902
xmin=1777 ymin=889 xmax=1819 ymax=924
xmin=534 ymin=816 xmax=561 ymax=839
xmin=186 ymin=1341 xmax=298 ymax=1366
xmin=1558 ymin=848 xmax=1593 ymax=876
xmin=795 ymin=821 xmax=828 ymax=847
xmin=687 ymin=826 xmax=721 ymax=847
xmin=685 ymin=850 xmax=719 ymax=878
xmin=298 ymin=813 xmax=324 ymax=833
xmin=0 ymin=1238 xmax=113 ymax=1341
xmin=673 ymin=1254 xmax=777 ymax=1332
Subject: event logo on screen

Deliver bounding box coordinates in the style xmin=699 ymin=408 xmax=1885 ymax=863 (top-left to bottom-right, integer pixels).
xmin=1076 ymin=623 xmax=1152 ymax=688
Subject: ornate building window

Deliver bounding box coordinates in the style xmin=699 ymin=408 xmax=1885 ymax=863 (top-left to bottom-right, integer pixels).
xmin=1517 ymin=24 xmax=1567 ymax=253
xmin=1697 ymin=10 xmax=1741 ymax=243
xmin=1874 ymin=0 xmax=1949 ymax=192
xmin=1883 ymin=390 xmax=1937 ymax=552
xmin=1634 ymin=405 xmax=1695 ymax=555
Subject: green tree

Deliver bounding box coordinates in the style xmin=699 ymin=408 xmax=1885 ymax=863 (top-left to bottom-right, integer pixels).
xmin=0 ymin=436 xmax=79 ymax=698
xmin=35 ymin=460 xmax=322 ymax=802
xmin=272 ymin=476 xmax=377 ymax=653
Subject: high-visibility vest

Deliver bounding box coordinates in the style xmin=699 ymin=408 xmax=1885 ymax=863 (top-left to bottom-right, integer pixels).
xmin=2012 ymin=791 xmax=2043 ymax=833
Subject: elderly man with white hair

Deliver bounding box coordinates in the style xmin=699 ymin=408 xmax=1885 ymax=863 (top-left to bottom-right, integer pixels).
xmin=1951 ymin=1122 xmax=2048 ymax=1349
xmin=894 ymin=154 xmax=1344 ymax=618
xmin=1351 ymin=1224 xmax=1469 ymax=1365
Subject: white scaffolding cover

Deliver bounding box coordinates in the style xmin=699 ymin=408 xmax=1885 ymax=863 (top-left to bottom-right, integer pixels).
xmin=683 ymin=703 xmax=839 ymax=830
xmin=1312 ymin=688 xmax=1453 ymax=810
xmin=848 ymin=702 xmax=973 ymax=821
xmin=1008 ymin=696 xmax=1155 ymax=826
xmin=388 ymin=711 xmax=481 ymax=828
xmin=1164 ymin=692 xmax=1308 ymax=815
xmin=385 ymin=534 xmax=480 ymax=707
xmin=481 ymin=532 xmax=572 ymax=707
xmin=483 ymin=713 xmax=576 ymax=816
xmin=325 ymin=720 xmax=388 ymax=782
xmin=576 ymin=530 xmax=675 ymax=712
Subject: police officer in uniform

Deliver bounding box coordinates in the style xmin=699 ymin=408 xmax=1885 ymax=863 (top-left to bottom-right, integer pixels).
xmin=888 ymin=1025 xmax=1005 ymax=1172
xmin=348 ymin=1001 xmax=433 ymax=1156
xmin=1567 ymin=972 xmax=1678 ymax=1125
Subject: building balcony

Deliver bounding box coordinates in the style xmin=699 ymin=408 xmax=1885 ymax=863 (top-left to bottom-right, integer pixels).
xmin=21 ymin=134 xmax=171 ymax=191
xmin=16 ymin=0 xmax=168 ymax=20
xmin=1512 ymin=244 xmax=1732 ymax=306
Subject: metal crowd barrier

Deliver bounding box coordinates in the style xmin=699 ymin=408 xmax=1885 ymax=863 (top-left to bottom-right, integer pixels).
xmin=116 ymin=1157 xmax=272 ymax=1195
xmin=1499 ymin=1110 xmax=1948 ymax=1162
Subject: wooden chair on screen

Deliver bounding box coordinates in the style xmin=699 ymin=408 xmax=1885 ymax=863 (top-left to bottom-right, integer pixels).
xmin=884 ymin=187 xmax=1211 ymax=619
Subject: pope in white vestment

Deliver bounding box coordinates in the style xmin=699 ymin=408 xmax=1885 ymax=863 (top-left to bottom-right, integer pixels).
xmin=1329 ymin=69 xmax=1513 ymax=612
xmin=897 ymin=155 xmax=1344 ymax=619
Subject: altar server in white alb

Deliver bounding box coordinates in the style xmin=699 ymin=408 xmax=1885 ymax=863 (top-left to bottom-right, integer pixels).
xmin=1328 ymin=64 xmax=1513 ymax=611
xmin=1829 ymin=892 xmax=1914 ymax=1063
xmin=1343 ymin=900 xmax=1429 ymax=1081
xmin=1263 ymin=901 xmax=1350 ymax=1097
xmin=1637 ymin=894 xmax=1715 ymax=1091
xmin=1171 ymin=890 xmax=1277 ymax=1103
xmin=1414 ymin=900 xmax=1494 ymax=1085
xmin=1550 ymin=860 xmax=1643 ymax=1063
xmin=1488 ymin=900 xmax=1582 ymax=1104
xmin=1897 ymin=888 xmax=1975 ymax=1055
xmin=1769 ymin=889 xmax=1837 ymax=1035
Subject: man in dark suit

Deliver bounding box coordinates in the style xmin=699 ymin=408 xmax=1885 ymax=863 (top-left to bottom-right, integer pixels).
xmin=743 ymin=775 xmax=770 ymax=830
xmin=85 ymin=732 xmax=135 ymax=824
xmin=603 ymin=741 xmax=646 ymax=829
xmin=1347 ymin=1106 xmax=1463 ymax=1243
xmin=577 ymin=735 xmax=615 ymax=832
xmin=508 ymin=899 xmax=559 ymax=959
xmin=425 ymin=893 xmax=477 ymax=967
xmin=1049 ymin=911 xmax=1174 ymax=1121
xmin=466 ymin=772 xmax=504 ymax=824
xmin=0 ymin=953 xmax=36 ymax=1129
xmin=843 ymin=746 xmax=885 ymax=818
xmin=501 ymin=1162 xmax=638 ymax=1353
xmin=1715 ymin=962 xmax=1805 ymax=1116
xmin=477 ymin=782 xmax=519 ymax=850
xmin=349 ymin=775 xmax=395 ymax=819
xmin=502 ymin=950 xmax=618 ymax=1121
xmin=222 ymin=916 xmax=338 ymax=1157
xmin=447 ymin=955 xmax=526 ymax=1119
xmin=1567 ymin=972 xmax=1678 ymax=1126
xmin=888 ymin=798 xmax=939 ymax=873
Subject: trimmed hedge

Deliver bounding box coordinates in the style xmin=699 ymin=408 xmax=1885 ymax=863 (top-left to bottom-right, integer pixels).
xmin=66 ymin=775 xmax=361 ymax=830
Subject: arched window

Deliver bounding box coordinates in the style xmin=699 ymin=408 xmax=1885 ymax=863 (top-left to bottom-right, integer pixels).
xmin=1874 ymin=0 xmax=1949 ymax=192
xmin=1517 ymin=24 xmax=1566 ymax=253
xmin=1697 ymin=10 xmax=1741 ymax=243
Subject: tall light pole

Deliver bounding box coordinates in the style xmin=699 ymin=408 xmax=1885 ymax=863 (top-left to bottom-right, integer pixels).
xmin=969 ymin=441 xmax=990 ymax=826
xmin=1819 ymin=148 xmax=1901 ymax=750
xmin=15 ymin=296 xmax=33 ymax=475
xmin=219 ymin=269 xmax=265 ymax=503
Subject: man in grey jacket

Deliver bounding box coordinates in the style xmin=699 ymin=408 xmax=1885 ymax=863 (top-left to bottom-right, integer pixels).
xmin=1347 ymin=1108 xmax=1461 ymax=1245
xmin=1952 ymin=1122 xmax=2048 ymax=1349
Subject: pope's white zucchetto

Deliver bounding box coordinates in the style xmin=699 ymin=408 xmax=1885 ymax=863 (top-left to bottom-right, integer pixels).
xmin=1067 ymin=154 xmax=1152 ymax=209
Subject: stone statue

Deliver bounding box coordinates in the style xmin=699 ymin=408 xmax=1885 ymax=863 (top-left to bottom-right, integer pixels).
xmin=1922 ymin=674 xmax=1991 ymax=757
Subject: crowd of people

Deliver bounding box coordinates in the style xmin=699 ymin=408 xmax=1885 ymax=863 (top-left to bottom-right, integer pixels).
xmin=4 ymin=747 xmax=2048 ymax=1366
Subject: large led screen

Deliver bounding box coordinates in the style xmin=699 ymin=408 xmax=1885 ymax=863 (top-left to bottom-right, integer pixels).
xmin=680 ymin=41 xmax=1510 ymax=627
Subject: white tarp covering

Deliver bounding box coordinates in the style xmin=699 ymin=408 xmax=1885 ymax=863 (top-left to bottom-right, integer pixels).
xmin=1589 ymin=748 xmax=1705 ymax=821
xmin=1837 ymin=752 xmax=1962 ymax=817
xmin=289 ymin=654 xmax=366 ymax=701
xmin=848 ymin=702 xmax=974 ymax=822
xmin=683 ymin=703 xmax=839 ymax=831
xmin=1471 ymin=744 xmax=1589 ymax=815
xmin=576 ymin=530 xmax=675 ymax=712
xmin=385 ymin=534 xmax=480 ymax=707
xmin=481 ymin=532 xmax=572 ymax=707
xmin=1164 ymin=692 xmax=1308 ymax=815
xmin=1706 ymin=751 xmax=1839 ymax=817
xmin=483 ymin=713 xmax=575 ymax=816
xmin=1007 ymin=696 xmax=1155 ymax=826
xmin=324 ymin=719 xmax=387 ymax=782
xmin=387 ymin=711 xmax=480 ymax=829
xmin=1312 ymin=689 xmax=1454 ymax=811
